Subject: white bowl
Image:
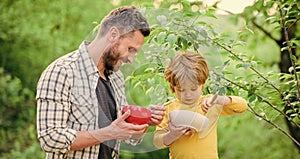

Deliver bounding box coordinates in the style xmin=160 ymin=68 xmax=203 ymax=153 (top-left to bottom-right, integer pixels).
xmin=169 ymin=110 xmax=210 ymax=131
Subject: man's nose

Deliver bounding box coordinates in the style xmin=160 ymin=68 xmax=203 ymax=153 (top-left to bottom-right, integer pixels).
xmin=127 ymin=55 xmax=135 ymax=63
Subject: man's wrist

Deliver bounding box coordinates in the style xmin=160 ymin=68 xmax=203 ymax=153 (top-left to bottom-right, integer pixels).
xmin=88 ymin=127 xmax=112 ymax=143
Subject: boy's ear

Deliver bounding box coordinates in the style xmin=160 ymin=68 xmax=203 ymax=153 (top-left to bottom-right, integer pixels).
xmin=200 ymin=84 xmax=204 ymax=91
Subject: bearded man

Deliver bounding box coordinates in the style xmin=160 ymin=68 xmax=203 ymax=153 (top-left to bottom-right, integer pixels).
xmin=36 ymin=6 xmax=165 ymax=159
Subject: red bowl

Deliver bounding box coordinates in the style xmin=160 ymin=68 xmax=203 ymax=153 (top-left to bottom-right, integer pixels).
xmin=122 ymin=105 xmax=152 ymax=125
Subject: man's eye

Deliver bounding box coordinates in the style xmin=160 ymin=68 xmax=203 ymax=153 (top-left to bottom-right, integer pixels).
xmin=128 ymin=47 xmax=137 ymax=53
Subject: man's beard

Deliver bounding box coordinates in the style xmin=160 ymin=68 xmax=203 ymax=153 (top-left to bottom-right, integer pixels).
xmin=102 ymin=41 xmax=120 ymax=75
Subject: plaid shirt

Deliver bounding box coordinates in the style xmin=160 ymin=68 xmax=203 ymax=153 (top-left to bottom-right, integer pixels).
xmin=36 ymin=41 xmax=127 ymax=159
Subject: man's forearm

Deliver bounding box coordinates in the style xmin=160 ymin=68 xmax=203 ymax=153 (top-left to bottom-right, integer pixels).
xmin=70 ymin=130 xmax=102 ymax=150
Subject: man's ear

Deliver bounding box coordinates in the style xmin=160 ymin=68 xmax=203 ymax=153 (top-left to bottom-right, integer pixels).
xmin=109 ymin=26 xmax=119 ymax=41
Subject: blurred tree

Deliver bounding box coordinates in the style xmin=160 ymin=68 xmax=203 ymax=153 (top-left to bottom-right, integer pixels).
xmin=0 ymin=67 xmax=35 ymax=153
xmin=230 ymin=0 xmax=300 ymax=152
xmin=0 ymin=0 xmax=117 ymax=90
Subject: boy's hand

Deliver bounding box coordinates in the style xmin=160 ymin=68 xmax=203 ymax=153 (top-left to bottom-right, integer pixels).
xmin=201 ymin=96 xmax=216 ymax=113
xmin=167 ymin=121 xmax=189 ymax=140
xmin=201 ymin=95 xmax=232 ymax=113
xmin=183 ymin=128 xmax=194 ymax=136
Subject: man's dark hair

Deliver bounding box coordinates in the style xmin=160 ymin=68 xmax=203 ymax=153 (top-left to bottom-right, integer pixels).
xmin=99 ymin=6 xmax=150 ymax=37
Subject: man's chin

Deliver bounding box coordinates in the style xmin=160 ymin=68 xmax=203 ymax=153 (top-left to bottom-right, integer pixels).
xmin=108 ymin=68 xmax=118 ymax=73
xmin=105 ymin=66 xmax=119 ymax=74
xmin=113 ymin=65 xmax=121 ymax=72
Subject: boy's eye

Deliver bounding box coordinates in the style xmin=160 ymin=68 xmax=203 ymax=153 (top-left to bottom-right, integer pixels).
xmin=191 ymin=88 xmax=198 ymax=91
xmin=177 ymin=88 xmax=184 ymax=92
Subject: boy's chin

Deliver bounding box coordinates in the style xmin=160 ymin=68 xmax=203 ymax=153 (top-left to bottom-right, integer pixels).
xmin=181 ymin=100 xmax=196 ymax=105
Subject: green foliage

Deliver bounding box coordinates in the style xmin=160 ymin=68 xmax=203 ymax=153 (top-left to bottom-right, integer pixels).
xmin=0 ymin=67 xmax=36 ymax=154
xmin=125 ymin=63 xmax=169 ymax=106
xmin=0 ymin=0 xmax=117 ymax=89
xmin=1 ymin=0 xmax=299 ymax=158
xmin=218 ymin=113 xmax=299 ymax=159
xmin=0 ymin=125 xmax=45 ymax=159
xmin=228 ymin=0 xmax=300 ymax=148
xmin=125 ymin=6 xmax=219 ymax=107
xmin=0 ymin=67 xmax=35 ymax=128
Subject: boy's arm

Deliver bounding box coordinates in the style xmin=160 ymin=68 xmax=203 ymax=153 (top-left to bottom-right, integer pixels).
xmin=153 ymin=125 xmax=169 ymax=149
xmin=153 ymin=106 xmax=170 ymax=149
xmin=153 ymin=111 xmax=188 ymax=148
xmin=221 ymin=96 xmax=248 ymax=116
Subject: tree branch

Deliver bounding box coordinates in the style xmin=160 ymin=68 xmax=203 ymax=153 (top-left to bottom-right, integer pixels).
xmin=248 ymin=105 xmax=300 ymax=147
xmin=212 ymin=71 xmax=300 ymax=128
xmin=278 ymin=0 xmax=300 ymax=102
xmin=251 ymin=20 xmax=281 ymax=45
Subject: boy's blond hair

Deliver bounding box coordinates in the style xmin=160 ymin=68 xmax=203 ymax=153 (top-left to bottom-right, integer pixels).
xmin=164 ymin=52 xmax=209 ymax=93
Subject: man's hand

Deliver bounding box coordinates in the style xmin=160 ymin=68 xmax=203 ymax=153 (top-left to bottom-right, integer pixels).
xmin=89 ymin=110 xmax=148 ymax=142
xmin=147 ymin=104 xmax=166 ymax=126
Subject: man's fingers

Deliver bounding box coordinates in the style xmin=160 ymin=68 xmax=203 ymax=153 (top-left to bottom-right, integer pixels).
xmin=119 ymin=110 xmax=130 ymax=121
xmin=129 ymin=124 xmax=149 ymax=133
xmin=112 ymin=110 xmax=130 ymax=124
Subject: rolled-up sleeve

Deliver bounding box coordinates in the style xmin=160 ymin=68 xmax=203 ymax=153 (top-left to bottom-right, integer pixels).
xmin=221 ymin=96 xmax=248 ymax=116
xmin=36 ymin=63 xmax=77 ymax=153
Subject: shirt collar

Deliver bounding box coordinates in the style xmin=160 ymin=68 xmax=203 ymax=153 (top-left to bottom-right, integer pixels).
xmin=78 ymin=41 xmax=99 ymax=76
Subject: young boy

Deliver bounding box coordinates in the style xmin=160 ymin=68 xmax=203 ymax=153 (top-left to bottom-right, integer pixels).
xmin=153 ymin=52 xmax=247 ymax=159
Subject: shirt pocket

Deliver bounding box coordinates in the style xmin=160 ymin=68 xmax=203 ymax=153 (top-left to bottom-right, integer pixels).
xmin=69 ymin=94 xmax=95 ymax=125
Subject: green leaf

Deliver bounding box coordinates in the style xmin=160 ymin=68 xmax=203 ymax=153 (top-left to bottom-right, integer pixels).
xmin=156 ymin=32 xmax=166 ymax=43
xmin=197 ymin=21 xmax=207 ymax=25
xmin=156 ymin=15 xmax=168 ymax=26
xmin=180 ymin=0 xmax=191 ymax=8
xmin=291 ymin=55 xmax=297 ymax=62
xmin=249 ymin=94 xmax=257 ymax=103
xmin=235 ymin=63 xmax=243 ymax=69
xmin=167 ymin=34 xmax=177 ymax=46
xmin=242 ymin=62 xmax=251 ymax=69
xmin=204 ymin=13 xmax=217 ymax=19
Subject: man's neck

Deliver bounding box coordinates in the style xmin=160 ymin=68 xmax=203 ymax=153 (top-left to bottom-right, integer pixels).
xmin=87 ymin=36 xmax=110 ymax=80
xmin=87 ymin=36 xmax=109 ymax=67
